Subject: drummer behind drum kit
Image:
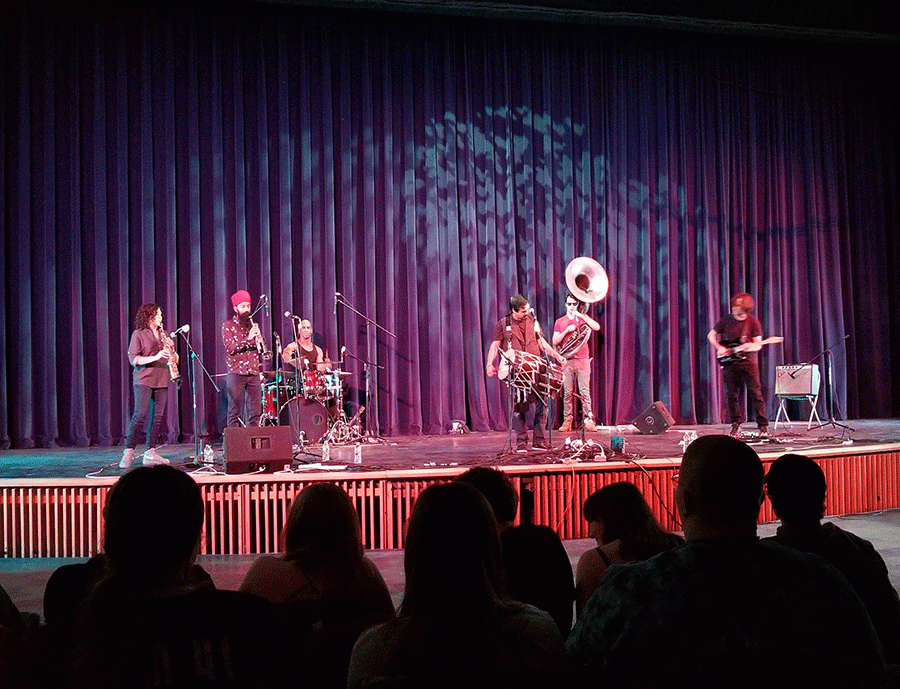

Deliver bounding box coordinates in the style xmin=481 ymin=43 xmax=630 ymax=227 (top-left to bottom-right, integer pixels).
xmin=497 ymin=257 xmax=609 ymax=403
xmin=260 ymin=364 xmax=362 ymax=448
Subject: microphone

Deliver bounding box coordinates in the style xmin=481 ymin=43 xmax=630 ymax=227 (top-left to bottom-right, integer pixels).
xmin=284 ymin=311 xmax=301 ymax=321
xmin=334 ymin=292 xmax=341 ymax=316
xmin=169 ymin=324 xmax=190 ymax=337
xmin=530 ymin=308 xmax=541 ymax=335
xmin=341 ymin=345 xmax=347 ymax=357
xmin=261 ymin=294 xmax=269 ymax=317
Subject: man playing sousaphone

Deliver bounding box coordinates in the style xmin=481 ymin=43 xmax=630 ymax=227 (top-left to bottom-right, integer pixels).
xmin=486 ymin=294 xmax=566 ymax=452
xmin=553 ymin=293 xmax=601 ymax=432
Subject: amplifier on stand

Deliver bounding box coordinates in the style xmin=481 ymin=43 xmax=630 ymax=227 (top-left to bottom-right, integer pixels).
xmin=774 ymin=364 xmax=821 ymax=429
xmin=775 ymin=365 xmax=821 ymax=397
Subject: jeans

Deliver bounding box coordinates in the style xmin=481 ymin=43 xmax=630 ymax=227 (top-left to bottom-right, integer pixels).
xmin=125 ymin=385 xmax=168 ymax=449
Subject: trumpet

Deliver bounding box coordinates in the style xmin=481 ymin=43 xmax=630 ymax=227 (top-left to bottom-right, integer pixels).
xmin=250 ymin=319 xmax=272 ymax=360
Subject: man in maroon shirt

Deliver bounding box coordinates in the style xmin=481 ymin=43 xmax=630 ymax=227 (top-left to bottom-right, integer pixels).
xmin=486 ymin=294 xmax=565 ymax=451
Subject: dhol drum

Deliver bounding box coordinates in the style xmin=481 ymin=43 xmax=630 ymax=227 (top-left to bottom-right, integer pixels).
xmin=497 ymin=350 xmax=563 ymax=398
xmin=283 ymin=396 xmax=329 ymax=444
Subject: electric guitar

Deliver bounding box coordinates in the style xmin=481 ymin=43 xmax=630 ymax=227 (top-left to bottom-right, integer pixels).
xmin=717 ymin=336 xmax=784 ymax=367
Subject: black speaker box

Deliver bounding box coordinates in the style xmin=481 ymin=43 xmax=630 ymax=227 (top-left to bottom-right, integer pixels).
xmin=223 ymin=426 xmax=293 ymax=474
xmin=631 ymin=401 xmax=675 ymax=435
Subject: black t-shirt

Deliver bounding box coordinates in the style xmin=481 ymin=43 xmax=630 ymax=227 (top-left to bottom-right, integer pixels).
xmin=713 ymin=314 xmax=763 ymax=363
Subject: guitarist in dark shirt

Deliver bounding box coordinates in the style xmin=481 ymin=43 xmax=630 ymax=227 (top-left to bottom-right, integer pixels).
xmin=707 ymin=293 xmax=771 ymax=438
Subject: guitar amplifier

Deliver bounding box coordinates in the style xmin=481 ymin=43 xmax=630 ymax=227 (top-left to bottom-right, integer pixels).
xmin=224 ymin=426 xmax=293 ymax=474
xmin=775 ymin=365 xmax=820 ymax=397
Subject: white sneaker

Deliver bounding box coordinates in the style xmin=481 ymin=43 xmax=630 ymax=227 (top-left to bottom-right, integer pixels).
xmin=142 ymin=447 xmax=170 ymax=466
xmin=119 ymin=448 xmax=135 ymax=469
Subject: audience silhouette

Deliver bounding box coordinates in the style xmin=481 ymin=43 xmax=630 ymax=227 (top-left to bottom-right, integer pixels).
xmin=566 ymin=434 xmax=889 ymax=688
xmin=51 ymin=465 xmax=298 ymax=688
xmin=575 ymin=481 xmax=683 ymax=615
xmin=347 ymin=481 xmax=569 ymax=688
xmin=456 ymin=466 xmax=575 ymax=635
xmin=764 ymin=453 xmax=900 ymax=667
xmin=240 ymin=482 xmax=395 ymax=689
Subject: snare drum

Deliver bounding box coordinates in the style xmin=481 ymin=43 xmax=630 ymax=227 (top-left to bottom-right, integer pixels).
xmin=498 ymin=350 xmax=563 ymax=398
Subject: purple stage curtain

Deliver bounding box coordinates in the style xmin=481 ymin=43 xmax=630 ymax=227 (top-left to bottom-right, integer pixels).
xmin=1 ymin=1 xmax=898 ymax=448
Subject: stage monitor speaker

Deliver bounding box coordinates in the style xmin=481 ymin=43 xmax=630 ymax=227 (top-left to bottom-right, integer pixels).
xmin=775 ymin=365 xmax=820 ymax=397
xmin=631 ymin=401 xmax=675 ymax=435
xmin=223 ymin=426 xmax=293 ymax=474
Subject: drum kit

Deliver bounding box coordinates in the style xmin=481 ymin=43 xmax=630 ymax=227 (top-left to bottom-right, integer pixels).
xmin=260 ymin=363 xmax=362 ymax=447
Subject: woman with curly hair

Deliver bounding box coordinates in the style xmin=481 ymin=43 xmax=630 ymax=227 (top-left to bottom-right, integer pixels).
xmin=575 ymin=481 xmax=683 ymax=615
xmin=120 ymin=303 xmax=177 ymax=469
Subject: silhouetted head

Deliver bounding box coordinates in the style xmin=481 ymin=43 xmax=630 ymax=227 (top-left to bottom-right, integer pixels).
xmin=103 ymin=466 xmax=204 ymax=581
xmin=401 ymin=482 xmax=505 ymax=616
xmin=455 ymin=467 xmax=519 ymax=528
xmin=765 ymin=453 xmax=827 ymax=524
xmin=677 ymin=435 xmax=763 ymax=535
xmin=583 ymin=482 xmax=653 ymax=543
xmin=282 ymin=483 xmax=363 ymax=571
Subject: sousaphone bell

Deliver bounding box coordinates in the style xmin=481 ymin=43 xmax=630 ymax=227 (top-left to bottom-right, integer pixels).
xmin=558 ymin=257 xmax=609 ymax=358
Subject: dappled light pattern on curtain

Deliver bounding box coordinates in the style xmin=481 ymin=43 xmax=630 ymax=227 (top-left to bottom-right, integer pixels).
xmin=1 ymin=1 xmax=898 ymax=447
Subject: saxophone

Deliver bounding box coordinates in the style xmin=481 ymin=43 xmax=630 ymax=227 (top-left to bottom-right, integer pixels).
xmin=161 ymin=329 xmax=181 ymax=389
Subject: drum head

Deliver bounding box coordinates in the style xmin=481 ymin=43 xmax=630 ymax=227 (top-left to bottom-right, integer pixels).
xmin=282 ymin=396 xmax=328 ymax=444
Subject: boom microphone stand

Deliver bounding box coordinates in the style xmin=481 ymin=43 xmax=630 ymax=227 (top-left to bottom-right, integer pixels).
xmin=179 ymin=329 xmax=220 ymax=466
xmin=335 ymin=293 xmax=395 ymax=440
xmin=807 ymin=335 xmax=853 ymax=432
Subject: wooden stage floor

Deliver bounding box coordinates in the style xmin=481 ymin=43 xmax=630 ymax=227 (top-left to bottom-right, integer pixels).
xmin=3 ymin=420 xmax=898 ymax=558
xmin=0 ymin=419 xmax=890 ymax=481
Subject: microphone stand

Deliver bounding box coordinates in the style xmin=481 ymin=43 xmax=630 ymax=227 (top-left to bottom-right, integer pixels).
xmin=806 ymin=335 xmax=853 ymax=432
xmin=178 ymin=329 xmax=220 ymax=467
xmin=335 ymin=293 xmax=395 ymax=440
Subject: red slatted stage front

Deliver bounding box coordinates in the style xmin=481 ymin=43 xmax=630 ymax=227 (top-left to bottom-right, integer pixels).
xmin=2 ymin=420 xmax=899 ymax=558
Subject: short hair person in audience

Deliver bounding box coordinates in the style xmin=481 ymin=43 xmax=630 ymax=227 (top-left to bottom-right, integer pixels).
xmin=62 ymin=466 xmax=296 ymax=689
xmin=764 ymin=453 xmax=900 ymax=665
xmin=566 ymin=435 xmax=888 ymax=688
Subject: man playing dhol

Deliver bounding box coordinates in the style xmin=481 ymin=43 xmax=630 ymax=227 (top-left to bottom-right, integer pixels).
xmin=553 ymin=293 xmax=600 ymax=432
xmin=486 ymin=294 xmax=566 ymax=452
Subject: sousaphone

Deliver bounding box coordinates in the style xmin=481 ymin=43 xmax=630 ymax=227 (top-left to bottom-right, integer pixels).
xmin=558 ymin=257 xmax=609 ymax=358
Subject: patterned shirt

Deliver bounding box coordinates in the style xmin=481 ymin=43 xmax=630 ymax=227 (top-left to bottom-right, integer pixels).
xmin=222 ymin=316 xmax=261 ymax=375
xmin=566 ymin=539 xmax=886 ymax=687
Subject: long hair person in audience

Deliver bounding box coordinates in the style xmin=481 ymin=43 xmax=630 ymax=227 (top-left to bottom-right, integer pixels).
xmin=347 ymin=482 xmax=569 ymax=689
xmin=575 ymin=481 xmax=683 ymax=615
xmin=240 ymin=482 xmax=394 ymax=689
